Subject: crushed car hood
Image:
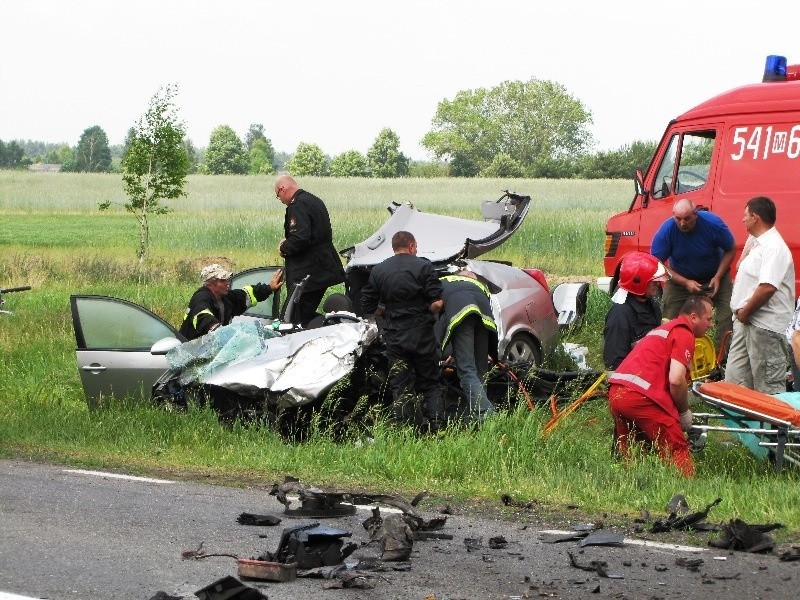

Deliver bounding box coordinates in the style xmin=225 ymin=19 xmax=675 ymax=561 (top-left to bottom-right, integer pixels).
xmin=166 ymin=319 xmax=379 ymax=407
xmin=342 ymin=192 xmax=530 ymax=269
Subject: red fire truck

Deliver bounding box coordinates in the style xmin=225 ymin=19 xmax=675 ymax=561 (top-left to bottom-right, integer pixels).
xmin=603 ymin=55 xmax=800 ymax=293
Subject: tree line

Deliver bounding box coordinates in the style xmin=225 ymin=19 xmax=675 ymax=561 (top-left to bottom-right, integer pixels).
xmin=1 ymin=77 xmax=658 ymax=179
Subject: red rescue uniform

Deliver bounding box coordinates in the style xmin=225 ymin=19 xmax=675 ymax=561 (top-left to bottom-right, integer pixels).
xmin=608 ymin=315 xmax=696 ymax=476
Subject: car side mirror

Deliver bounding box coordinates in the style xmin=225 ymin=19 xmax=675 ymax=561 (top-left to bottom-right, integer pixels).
xmin=150 ymin=337 xmax=182 ymax=355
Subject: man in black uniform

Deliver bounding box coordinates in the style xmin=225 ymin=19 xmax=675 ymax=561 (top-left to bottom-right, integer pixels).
xmin=274 ymin=175 xmax=346 ymax=327
xmin=360 ymin=231 xmax=446 ymax=431
xmin=179 ymin=263 xmax=283 ymax=341
xmin=603 ymin=252 xmax=668 ymax=371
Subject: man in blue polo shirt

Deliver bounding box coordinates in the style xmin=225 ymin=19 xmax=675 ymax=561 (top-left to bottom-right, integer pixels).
xmin=651 ymin=198 xmax=735 ymax=352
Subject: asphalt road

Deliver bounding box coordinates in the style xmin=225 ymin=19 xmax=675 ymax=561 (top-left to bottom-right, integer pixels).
xmin=1 ymin=459 xmax=797 ymax=599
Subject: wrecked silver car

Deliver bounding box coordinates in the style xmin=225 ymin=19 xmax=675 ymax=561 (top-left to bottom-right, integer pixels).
xmin=342 ymin=190 xmax=558 ymax=363
xmin=70 ymin=191 xmax=564 ymax=429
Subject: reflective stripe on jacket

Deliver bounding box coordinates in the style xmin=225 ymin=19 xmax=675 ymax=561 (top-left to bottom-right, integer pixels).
xmin=438 ymin=275 xmax=497 ymax=350
xmin=178 ymin=283 xmax=273 ymax=341
xmin=608 ymin=315 xmax=694 ymax=418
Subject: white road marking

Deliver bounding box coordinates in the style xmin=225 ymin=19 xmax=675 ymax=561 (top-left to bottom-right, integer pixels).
xmin=57 ymin=483 xmax=703 ymax=553
xmin=539 ymin=529 xmax=705 ymax=552
xmin=286 ymin=497 xmax=704 ymax=553
xmin=64 ymin=469 xmax=174 ymax=484
xmin=0 ymin=593 xmax=44 ymax=600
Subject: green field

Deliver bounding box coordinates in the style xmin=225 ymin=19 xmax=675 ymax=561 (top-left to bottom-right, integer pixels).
xmin=2 ymin=171 xmax=799 ymax=534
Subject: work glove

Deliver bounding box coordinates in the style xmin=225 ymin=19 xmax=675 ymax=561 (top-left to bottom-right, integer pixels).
xmin=679 ymin=410 xmax=693 ymax=433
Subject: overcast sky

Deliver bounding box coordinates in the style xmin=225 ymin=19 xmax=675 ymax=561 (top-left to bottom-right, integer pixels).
xmin=1 ymin=0 xmax=796 ymax=159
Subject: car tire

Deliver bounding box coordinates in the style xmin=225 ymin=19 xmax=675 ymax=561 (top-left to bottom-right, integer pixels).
xmin=502 ymin=333 xmax=542 ymax=365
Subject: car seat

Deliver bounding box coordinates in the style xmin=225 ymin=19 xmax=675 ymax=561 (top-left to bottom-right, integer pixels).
xmin=306 ymin=293 xmax=359 ymax=328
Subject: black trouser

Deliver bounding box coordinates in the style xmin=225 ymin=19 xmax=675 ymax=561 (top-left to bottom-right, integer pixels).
xmin=386 ymin=344 xmax=444 ymax=426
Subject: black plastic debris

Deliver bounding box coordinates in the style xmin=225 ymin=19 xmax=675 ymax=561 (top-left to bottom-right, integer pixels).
xmin=702 ymin=572 xmax=741 ymax=582
xmin=578 ymin=531 xmax=624 ymax=548
xmin=675 ymin=557 xmax=704 ymax=572
xmin=650 ymin=497 xmax=722 ymax=533
xmin=542 ymin=531 xmax=589 ymax=544
xmin=410 ymin=490 xmax=428 ymax=506
xmin=263 ymin=522 xmax=357 ymax=569
xmin=488 ymin=536 xmax=509 ymax=549
xmin=709 ymin=519 xmax=782 ymax=553
xmin=567 ymin=551 xmax=623 ymax=579
xmin=270 ymin=478 xmax=437 ymax=521
xmin=780 ymin=546 xmax=800 ymax=561
xmin=500 ymin=493 xmax=537 ymax=509
xmin=194 ymin=576 xmax=267 ymax=600
xmin=237 ymin=513 xmax=282 ymax=526
xmin=666 ymin=493 xmax=690 ymax=514
xmin=464 ymin=537 xmax=483 ymax=552
xmin=269 ymin=479 xmax=356 ymax=518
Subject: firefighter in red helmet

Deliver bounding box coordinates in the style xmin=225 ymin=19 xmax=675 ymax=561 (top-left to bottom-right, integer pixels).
xmin=603 ymin=252 xmax=669 ymax=371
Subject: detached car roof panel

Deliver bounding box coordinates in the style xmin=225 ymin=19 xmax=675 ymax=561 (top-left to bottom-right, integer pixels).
xmin=344 ymin=192 xmax=530 ymax=269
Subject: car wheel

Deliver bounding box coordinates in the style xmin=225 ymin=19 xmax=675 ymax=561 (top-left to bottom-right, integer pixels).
xmin=503 ymin=333 xmax=542 ymax=365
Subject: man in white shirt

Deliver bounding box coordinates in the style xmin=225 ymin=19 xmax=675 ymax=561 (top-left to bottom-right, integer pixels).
xmin=726 ymin=196 xmax=795 ymax=393
xmin=787 ymin=298 xmax=800 ymax=392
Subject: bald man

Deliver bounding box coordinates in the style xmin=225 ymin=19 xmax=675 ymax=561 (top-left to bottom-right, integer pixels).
xmin=651 ymin=198 xmax=735 ymax=352
xmin=274 ymin=175 xmax=346 ymax=326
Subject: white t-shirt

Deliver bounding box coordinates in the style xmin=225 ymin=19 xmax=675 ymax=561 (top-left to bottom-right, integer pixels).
xmin=730 ymin=227 xmax=795 ymax=334
xmin=786 ymin=297 xmax=800 ymax=344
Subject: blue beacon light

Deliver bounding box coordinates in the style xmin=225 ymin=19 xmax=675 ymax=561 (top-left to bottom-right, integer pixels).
xmin=763 ymin=55 xmax=788 ymax=82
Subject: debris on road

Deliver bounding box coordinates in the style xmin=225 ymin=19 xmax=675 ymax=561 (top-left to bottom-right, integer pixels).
xmin=666 ymin=493 xmax=690 ymax=514
xmin=500 ymin=493 xmax=538 ymax=510
xmin=262 ymin=522 xmax=357 ymax=568
xmin=237 ymin=512 xmax=282 ymax=526
xmin=650 ymin=497 xmax=722 ymax=533
xmin=675 ymin=556 xmax=704 ymax=571
xmin=567 ymin=551 xmax=624 ymax=579
xmin=364 ymin=510 xmax=415 ymax=561
xmin=464 ymin=536 xmax=483 ymax=552
xmin=194 ymin=575 xmax=267 ymax=600
xmin=237 ymin=557 xmax=297 ymax=582
xmin=709 ymin=519 xmax=783 ymax=553
xmin=779 ymin=546 xmax=800 ymax=561
xmin=578 ymin=531 xmax=625 ymax=548
xmin=542 ymin=531 xmax=590 ymax=544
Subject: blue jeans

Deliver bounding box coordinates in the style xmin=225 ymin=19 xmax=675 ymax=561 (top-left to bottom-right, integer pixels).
xmin=451 ymin=316 xmax=495 ymax=418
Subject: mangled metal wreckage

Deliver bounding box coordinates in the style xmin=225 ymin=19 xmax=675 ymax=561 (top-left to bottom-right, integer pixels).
xmin=71 ymin=190 xmax=588 ymax=427
xmin=152 ymin=318 xmax=380 ymax=423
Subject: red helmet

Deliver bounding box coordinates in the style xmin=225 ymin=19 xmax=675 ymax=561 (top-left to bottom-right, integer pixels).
xmin=618 ymin=252 xmax=668 ymax=297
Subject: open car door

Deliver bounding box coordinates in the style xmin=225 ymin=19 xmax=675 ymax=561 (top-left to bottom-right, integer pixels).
xmin=230 ymin=266 xmax=285 ymax=321
xmin=70 ymin=295 xmax=183 ymax=408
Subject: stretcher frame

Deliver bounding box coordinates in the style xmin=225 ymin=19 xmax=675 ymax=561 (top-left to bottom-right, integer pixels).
xmin=691 ymin=381 xmax=800 ymax=472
